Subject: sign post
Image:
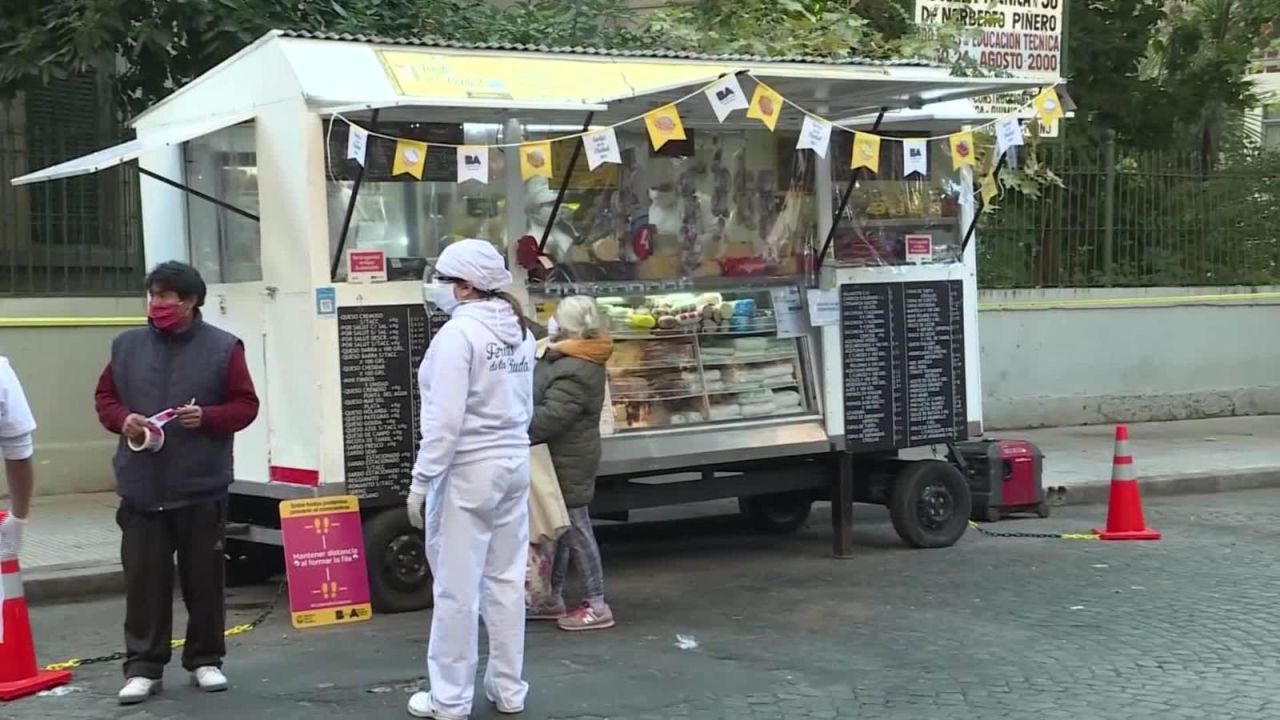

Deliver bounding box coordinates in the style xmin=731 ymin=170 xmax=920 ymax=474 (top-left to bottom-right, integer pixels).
xmin=279 ymin=496 xmax=373 ymax=629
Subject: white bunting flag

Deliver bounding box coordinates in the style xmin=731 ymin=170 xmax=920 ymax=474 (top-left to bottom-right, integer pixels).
xmin=583 ymin=127 xmax=622 ymax=171
xmin=994 ymin=117 xmax=1024 ymax=159
xmin=346 ymin=125 xmax=369 ymax=166
xmin=796 ymin=115 xmax=832 ymax=158
xmin=456 ymin=146 xmax=489 ymax=184
xmin=903 ymin=139 xmax=929 ymax=177
xmin=704 ymin=75 xmax=750 ymax=123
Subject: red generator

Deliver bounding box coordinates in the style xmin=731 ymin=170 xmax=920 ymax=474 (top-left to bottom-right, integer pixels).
xmin=954 ymin=439 xmax=1049 ymax=522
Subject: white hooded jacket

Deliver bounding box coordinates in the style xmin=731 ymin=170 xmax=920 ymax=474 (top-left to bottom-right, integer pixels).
xmin=411 ymin=299 xmax=535 ymax=492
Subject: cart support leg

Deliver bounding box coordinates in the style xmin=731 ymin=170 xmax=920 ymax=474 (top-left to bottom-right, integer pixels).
xmin=831 ymin=452 xmax=855 ymax=558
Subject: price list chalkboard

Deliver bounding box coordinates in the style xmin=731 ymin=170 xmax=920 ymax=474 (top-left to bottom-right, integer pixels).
xmin=840 ymin=281 xmax=967 ymax=451
xmin=337 ymin=304 xmax=448 ymax=504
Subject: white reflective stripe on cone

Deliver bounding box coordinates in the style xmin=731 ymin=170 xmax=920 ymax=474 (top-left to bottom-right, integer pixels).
xmin=1 ymin=568 xmax=22 ymax=600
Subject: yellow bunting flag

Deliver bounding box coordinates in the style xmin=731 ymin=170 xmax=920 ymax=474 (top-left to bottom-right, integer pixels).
xmin=391 ymin=140 xmax=428 ymax=180
xmin=980 ymin=172 xmax=1000 ymax=206
xmin=949 ymin=132 xmax=977 ymax=171
xmin=644 ymin=105 xmax=687 ymax=151
xmin=746 ymin=82 xmax=784 ymax=132
xmin=520 ymin=141 xmax=554 ymax=181
xmin=1034 ymin=87 xmax=1065 ymax=126
xmin=850 ymin=132 xmax=882 ymax=174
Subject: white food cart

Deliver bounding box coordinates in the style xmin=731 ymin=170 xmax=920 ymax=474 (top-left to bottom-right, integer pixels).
xmin=14 ymin=30 xmax=1044 ymax=612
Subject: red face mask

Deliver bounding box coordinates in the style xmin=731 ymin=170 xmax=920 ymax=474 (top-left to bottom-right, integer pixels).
xmin=148 ymin=302 xmax=187 ymax=333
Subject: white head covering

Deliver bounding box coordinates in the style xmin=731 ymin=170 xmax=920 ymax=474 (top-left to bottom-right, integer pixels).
xmin=434 ymin=239 xmax=513 ymax=292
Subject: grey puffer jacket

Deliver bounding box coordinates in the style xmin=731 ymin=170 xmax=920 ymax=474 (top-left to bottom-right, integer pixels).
xmin=529 ymin=338 xmax=611 ymax=508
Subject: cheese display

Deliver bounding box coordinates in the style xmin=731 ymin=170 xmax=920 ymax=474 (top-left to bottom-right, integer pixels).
xmin=599 ymin=288 xmax=811 ymax=431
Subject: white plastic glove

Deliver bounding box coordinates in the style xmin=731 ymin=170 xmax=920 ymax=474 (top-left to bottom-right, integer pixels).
xmin=0 ymin=513 xmax=26 ymax=559
xmin=406 ymin=489 xmax=426 ymax=530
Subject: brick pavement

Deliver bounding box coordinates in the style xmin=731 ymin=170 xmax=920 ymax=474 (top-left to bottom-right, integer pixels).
xmin=11 ymin=490 xmax=1280 ymax=719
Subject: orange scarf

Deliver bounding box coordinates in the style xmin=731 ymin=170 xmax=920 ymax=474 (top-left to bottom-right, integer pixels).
xmin=551 ymin=334 xmax=614 ymax=365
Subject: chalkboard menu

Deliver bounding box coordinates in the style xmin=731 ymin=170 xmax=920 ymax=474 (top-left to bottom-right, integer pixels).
xmin=337 ymin=304 xmax=448 ymax=504
xmin=840 ymin=281 xmax=967 ymax=451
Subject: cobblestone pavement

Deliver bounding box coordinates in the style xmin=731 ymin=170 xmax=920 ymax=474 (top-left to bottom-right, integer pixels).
xmin=13 ymin=490 xmax=1280 ymax=719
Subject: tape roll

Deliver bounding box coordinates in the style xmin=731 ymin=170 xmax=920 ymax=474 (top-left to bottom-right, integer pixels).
xmin=127 ymin=425 xmax=165 ymax=453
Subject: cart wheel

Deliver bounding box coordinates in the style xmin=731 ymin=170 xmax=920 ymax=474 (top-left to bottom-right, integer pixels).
xmin=889 ymin=460 xmax=972 ymax=549
xmin=364 ymin=508 xmax=432 ymax=614
xmin=738 ymin=492 xmax=813 ymax=534
xmin=224 ymin=538 xmax=283 ymax=587
xmin=984 ymin=505 xmax=1002 ymax=523
xmin=1036 ymin=501 xmax=1052 ymax=519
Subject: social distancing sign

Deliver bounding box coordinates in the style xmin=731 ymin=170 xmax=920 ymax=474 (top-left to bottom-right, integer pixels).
xmin=279 ymin=496 xmax=373 ymax=629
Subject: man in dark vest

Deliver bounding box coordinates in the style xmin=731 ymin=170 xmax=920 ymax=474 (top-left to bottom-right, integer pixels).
xmin=93 ymin=261 xmax=260 ymax=705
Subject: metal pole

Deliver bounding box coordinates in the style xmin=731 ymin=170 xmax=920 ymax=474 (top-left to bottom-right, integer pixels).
xmin=1102 ymin=129 xmax=1116 ymax=281
xmin=537 ymin=112 xmax=595 ymax=255
xmin=135 ymin=166 xmax=259 ymax=223
xmin=331 ymin=109 xmax=380 ymax=281
xmin=815 ymin=107 xmax=887 ymax=273
xmin=959 ymin=153 xmax=1007 ymax=256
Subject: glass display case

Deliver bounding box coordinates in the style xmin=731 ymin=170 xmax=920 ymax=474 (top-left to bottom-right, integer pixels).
xmin=829 ymin=132 xmax=968 ymax=267
xmin=520 ymin=126 xmax=816 ymax=284
xmin=537 ymin=286 xmax=814 ymax=433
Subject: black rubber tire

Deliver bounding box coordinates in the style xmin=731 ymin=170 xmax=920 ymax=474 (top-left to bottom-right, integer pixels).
xmin=1036 ymin=501 xmax=1052 ymax=519
xmin=984 ymin=505 xmax=1002 ymax=523
xmin=738 ymin=492 xmax=814 ymax=534
xmin=224 ymin=538 xmax=283 ymax=587
xmin=889 ymin=460 xmax=973 ymax=549
xmin=364 ymin=508 xmax=433 ymax=614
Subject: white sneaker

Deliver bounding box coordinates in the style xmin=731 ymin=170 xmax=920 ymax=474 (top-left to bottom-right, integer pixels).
xmin=118 ymin=677 xmax=162 ymax=705
xmin=191 ymin=666 xmax=228 ymax=692
xmin=406 ymin=691 xmax=467 ymax=719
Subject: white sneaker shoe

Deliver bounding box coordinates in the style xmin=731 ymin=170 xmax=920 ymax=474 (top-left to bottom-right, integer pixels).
xmin=118 ymin=677 xmax=162 ymax=705
xmin=191 ymin=666 xmax=228 ymax=692
xmin=406 ymin=691 xmax=467 ymax=719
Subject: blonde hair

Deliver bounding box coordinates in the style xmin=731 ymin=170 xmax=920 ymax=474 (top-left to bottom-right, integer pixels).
xmin=553 ymin=296 xmax=605 ymax=339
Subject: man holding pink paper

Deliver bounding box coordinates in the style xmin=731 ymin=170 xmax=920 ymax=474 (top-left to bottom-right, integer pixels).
xmin=93 ymin=261 xmax=259 ymax=705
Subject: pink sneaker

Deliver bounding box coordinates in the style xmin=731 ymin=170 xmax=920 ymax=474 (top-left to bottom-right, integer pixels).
xmin=556 ymin=602 xmax=615 ymax=632
xmin=526 ymin=599 xmax=567 ymax=620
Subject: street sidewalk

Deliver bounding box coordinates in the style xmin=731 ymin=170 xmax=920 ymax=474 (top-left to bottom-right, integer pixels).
xmin=17 ymin=414 xmax=1280 ymax=603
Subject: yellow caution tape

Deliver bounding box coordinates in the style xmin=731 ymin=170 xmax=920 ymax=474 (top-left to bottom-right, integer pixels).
xmin=979 ymin=291 xmax=1280 ymax=311
xmin=968 ymin=520 xmax=1099 ymax=541
xmin=0 ymin=317 xmax=145 ymax=329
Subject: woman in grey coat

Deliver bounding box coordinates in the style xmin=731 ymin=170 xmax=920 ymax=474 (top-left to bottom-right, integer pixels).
xmin=528 ymin=296 xmax=616 ymax=631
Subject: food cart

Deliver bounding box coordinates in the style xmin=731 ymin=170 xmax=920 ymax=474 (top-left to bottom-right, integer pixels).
xmin=13 ymin=30 xmax=1046 ymax=612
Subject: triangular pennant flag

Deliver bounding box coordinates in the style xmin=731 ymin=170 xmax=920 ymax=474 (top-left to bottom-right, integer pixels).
xmin=705 ymin=75 xmax=750 ymax=122
xmin=903 ymin=139 xmax=928 ymax=177
xmin=949 ymin=132 xmax=977 ymax=170
xmin=746 ymin=82 xmax=783 ymax=132
xmin=644 ymin=105 xmax=687 ymax=151
xmin=583 ymin=127 xmax=622 ymax=171
xmin=851 ymin=132 xmax=881 ymax=174
xmin=457 ymin=146 xmax=489 ymax=184
xmin=1034 ymin=87 xmax=1065 ymax=126
xmin=796 ymin=116 xmax=832 ymax=158
xmin=346 ymin=125 xmax=369 ymax=166
xmin=994 ymin=117 xmax=1024 ymax=159
xmin=392 ymin=139 xmax=427 ymax=179
xmin=980 ymin=172 xmax=1000 ymax=206
xmin=520 ymin=141 xmax=554 ymax=181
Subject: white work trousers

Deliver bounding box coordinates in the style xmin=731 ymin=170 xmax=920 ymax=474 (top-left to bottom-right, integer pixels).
xmin=424 ymin=454 xmax=531 ymax=717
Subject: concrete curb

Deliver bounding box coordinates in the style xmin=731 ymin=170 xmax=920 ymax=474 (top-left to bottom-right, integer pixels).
xmin=1049 ymin=467 xmax=1280 ymax=507
xmin=18 ymin=467 xmax=1280 ymax=605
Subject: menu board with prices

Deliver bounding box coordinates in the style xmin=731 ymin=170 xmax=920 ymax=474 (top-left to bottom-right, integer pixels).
xmin=337 ymin=304 xmax=448 ymax=504
xmin=840 ymin=281 xmax=967 ymax=451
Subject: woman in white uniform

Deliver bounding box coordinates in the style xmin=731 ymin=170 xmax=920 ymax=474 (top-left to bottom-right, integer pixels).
xmin=405 ymin=239 xmax=536 ymax=720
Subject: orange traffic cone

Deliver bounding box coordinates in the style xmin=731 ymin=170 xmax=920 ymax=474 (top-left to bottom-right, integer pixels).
xmin=1093 ymin=425 xmax=1161 ymax=541
xmin=0 ymin=513 xmax=72 ymax=701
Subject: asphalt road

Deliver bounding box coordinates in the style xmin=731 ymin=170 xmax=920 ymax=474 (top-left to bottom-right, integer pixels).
xmin=12 ymin=491 xmax=1280 ymax=719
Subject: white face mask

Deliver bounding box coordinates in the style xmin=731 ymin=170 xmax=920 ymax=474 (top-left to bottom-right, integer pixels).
xmin=546 ymin=316 xmax=561 ymax=340
xmin=425 ymin=281 xmax=460 ymax=315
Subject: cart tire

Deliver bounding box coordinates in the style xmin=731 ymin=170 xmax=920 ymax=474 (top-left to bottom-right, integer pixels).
xmin=224 ymin=538 xmax=283 ymax=587
xmin=984 ymin=505 xmax=1002 ymax=523
xmin=1036 ymin=502 xmax=1052 ymax=519
xmin=364 ymin=508 xmax=433 ymax=614
xmin=738 ymin=492 xmax=813 ymax=534
xmin=889 ymin=460 xmax=972 ymax=549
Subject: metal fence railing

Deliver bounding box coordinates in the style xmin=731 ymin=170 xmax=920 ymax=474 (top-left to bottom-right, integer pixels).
xmin=0 ymin=108 xmax=144 ymax=297
xmin=978 ymin=135 xmax=1280 ymax=288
